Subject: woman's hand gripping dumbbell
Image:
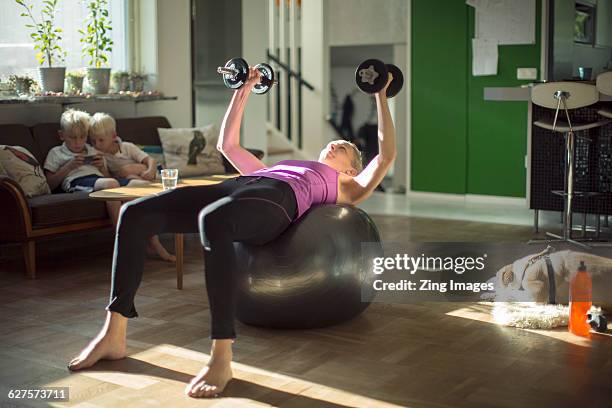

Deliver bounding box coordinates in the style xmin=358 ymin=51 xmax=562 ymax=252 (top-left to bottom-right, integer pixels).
xmin=355 ymin=58 xmax=404 ymax=98
xmin=217 ymin=57 xmax=278 ymax=94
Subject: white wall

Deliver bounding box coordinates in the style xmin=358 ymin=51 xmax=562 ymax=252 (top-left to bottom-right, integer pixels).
xmin=136 ymin=0 xmax=192 ymax=128
xmin=552 ymin=0 xmax=612 ymax=79
xmin=326 ymin=1 xmax=409 ymax=191
xmin=241 ymin=0 xmax=268 ymax=153
xmin=392 ymin=43 xmax=407 ymax=191
xmin=0 ymin=104 xmax=62 ymax=126
xmin=328 ymin=0 xmax=407 ymax=46
xmin=597 ymin=0 xmax=612 ymax=48
xmin=405 ymin=1 xmax=411 ymax=192
xmin=301 ymin=0 xmax=331 ymax=158
xmin=572 ymin=43 xmax=612 ymax=78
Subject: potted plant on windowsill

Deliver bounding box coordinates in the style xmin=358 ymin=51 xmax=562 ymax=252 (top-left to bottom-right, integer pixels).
xmin=8 ymin=75 xmax=36 ymax=96
xmin=15 ymin=0 xmax=66 ymax=93
xmin=111 ymin=70 xmax=129 ymax=92
xmin=65 ymin=70 xmax=85 ymax=94
xmin=79 ymin=0 xmax=113 ymax=94
xmin=129 ymin=72 xmax=148 ymax=93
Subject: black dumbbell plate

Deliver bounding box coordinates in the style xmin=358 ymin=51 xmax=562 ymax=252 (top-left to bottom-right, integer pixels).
xmin=355 ymin=59 xmax=387 ymax=94
xmin=223 ymin=57 xmax=249 ymax=89
xmin=253 ymin=63 xmax=274 ymax=95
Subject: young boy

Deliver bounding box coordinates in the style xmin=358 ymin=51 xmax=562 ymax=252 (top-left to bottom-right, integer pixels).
xmin=44 ymin=109 xmax=124 ymax=226
xmin=89 ymin=112 xmax=175 ymax=262
xmin=89 ymin=112 xmax=157 ymax=181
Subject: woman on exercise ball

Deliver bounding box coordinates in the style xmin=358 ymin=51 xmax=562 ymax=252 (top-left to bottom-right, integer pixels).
xmin=67 ymin=66 xmax=397 ymax=398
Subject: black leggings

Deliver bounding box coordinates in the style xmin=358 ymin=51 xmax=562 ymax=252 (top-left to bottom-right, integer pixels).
xmin=105 ymin=176 xmax=297 ymax=339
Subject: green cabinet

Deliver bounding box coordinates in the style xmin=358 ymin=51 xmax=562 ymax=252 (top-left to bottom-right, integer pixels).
xmin=411 ymin=0 xmax=468 ymax=194
xmin=411 ymin=1 xmax=541 ymax=197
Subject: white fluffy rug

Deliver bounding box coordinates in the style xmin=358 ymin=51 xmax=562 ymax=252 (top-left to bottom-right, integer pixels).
xmin=489 ymin=302 xmax=601 ymax=329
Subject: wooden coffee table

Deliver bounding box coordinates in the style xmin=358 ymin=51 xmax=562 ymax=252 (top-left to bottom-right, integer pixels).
xmin=89 ymin=174 xmax=237 ymax=289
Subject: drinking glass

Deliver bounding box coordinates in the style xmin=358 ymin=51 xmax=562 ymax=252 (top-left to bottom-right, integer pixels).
xmin=161 ymin=168 xmax=178 ymax=190
xmin=578 ymin=67 xmax=592 ymax=81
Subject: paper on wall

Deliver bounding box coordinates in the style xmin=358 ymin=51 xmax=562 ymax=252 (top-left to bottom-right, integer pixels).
xmin=467 ymin=0 xmax=535 ymax=45
xmin=465 ymin=0 xmax=484 ymax=8
xmin=472 ymin=38 xmax=498 ymax=76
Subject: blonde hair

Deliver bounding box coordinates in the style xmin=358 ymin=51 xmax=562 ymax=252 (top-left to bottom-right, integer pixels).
xmin=337 ymin=140 xmax=363 ymax=173
xmin=60 ymin=109 xmax=91 ymax=136
xmin=89 ymin=112 xmax=117 ymax=137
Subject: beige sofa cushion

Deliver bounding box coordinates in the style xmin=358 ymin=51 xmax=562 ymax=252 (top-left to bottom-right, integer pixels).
xmin=0 ymin=145 xmax=51 ymax=198
xmin=158 ymin=125 xmax=225 ymax=177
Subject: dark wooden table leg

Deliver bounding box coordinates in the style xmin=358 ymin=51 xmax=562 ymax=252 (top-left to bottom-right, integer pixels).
xmin=175 ymin=233 xmax=184 ymax=289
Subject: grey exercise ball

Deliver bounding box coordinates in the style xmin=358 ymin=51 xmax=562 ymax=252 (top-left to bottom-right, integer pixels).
xmin=234 ymin=205 xmax=383 ymax=329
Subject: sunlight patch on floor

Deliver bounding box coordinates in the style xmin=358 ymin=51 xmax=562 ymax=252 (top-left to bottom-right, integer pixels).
xmin=445 ymin=303 xmax=594 ymax=348
xmin=44 ymin=343 xmax=405 ymax=408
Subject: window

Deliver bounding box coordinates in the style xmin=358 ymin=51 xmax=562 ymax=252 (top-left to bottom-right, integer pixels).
xmin=0 ymin=0 xmax=128 ymax=78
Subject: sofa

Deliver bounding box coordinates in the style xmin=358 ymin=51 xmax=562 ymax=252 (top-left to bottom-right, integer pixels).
xmin=0 ymin=116 xmax=262 ymax=278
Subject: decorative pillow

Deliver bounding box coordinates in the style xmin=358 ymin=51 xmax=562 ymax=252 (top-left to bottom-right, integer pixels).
xmin=157 ymin=125 xmax=225 ymax=177
xmin=0 ymin=145 xmax=51 ymax=197
xmin=136 ymin=144 xmax=166 ymax=168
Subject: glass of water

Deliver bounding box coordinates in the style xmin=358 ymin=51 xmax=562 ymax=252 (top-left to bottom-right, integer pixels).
xmin=161 ymin=168 xmax=179 ymax=190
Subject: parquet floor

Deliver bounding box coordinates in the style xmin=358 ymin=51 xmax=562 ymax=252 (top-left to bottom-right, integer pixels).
xmin=1 ymin=216 xmax=611 ymax=408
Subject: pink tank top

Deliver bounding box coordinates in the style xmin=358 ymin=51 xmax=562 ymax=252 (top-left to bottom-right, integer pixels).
xmin=248 ymin=160 xmax=339 ymax=219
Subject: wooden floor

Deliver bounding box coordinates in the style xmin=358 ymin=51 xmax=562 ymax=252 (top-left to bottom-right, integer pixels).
xmin=1 ymin=216 xmax=611 ymax=408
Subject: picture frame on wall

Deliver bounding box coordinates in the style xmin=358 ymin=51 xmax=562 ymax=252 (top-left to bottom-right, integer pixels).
xmin=574 ymin=2 xmax=596 ymax=45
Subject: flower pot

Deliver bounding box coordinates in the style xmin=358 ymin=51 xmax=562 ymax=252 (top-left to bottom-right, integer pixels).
xmin=130 ymin=77 xmax=145 ymax=92
xmin=38 ymin=67 xmax=66 ymax=93
xmin=112 ymin=74 xmax=130 ymax=92
xmin=85 ymin=68 xmax=111 ymax=94
xmin=65 ymin=76 xmax=84 ymax=94
xmin=14 ymin=79 xmax=32 ymax=96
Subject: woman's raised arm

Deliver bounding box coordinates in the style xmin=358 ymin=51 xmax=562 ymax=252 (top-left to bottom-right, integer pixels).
xmin=346 ymin=75 xmax=397 ymax=204
xmin=217 ymin=68 xmax=267 ymax=175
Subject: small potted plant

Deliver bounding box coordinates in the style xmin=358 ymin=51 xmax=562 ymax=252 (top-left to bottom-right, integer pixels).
xmin=79 ymin=0 xmax=114 ymax=94
xmin=129 ymin=72 xmax=148 ymax=93
xmin=8 ymin=75 xmax=36 ymax=96
xmin=0 ymin=79 xmax=12 ymax=96
xmin=65 ymin=70 xmax=85 ymax=94
xmin=16 ymin=0 xmax=66 ymax=93
xmin=111 ymin=70 xmax=129 ymax=92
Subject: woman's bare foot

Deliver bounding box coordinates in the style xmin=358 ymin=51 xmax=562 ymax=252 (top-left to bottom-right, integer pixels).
xmin=68 ymin=311 xmax=128 ymax=371
xmin=185 ymin=360 xmax=233 ymax=398
xmin=185 ymin=339 xmax=234 ymax=398
xmin=148 ymin=236 xmax=176 ymax=263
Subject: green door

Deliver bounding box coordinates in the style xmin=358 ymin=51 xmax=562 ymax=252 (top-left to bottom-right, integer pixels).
xmin=411 ymin=1 xmax=541 ymax=198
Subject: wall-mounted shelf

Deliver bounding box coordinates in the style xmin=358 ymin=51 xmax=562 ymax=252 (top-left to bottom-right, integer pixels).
xmin=0 ymin=94 xmax=177 ymax=106
xmin=0 ymin=94 xmax=178 ymax=126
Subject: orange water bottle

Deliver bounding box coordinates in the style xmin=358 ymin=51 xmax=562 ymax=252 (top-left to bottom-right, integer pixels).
xmin=569 ymin=261 xmax=592 ymax=337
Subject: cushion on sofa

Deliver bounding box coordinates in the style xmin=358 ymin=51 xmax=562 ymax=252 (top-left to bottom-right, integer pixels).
xmin=0 ymin=124 xmax=43 ymax=162
xmin=28 ymin=192 xmax=108 ymax=228
xmin=0 ymin=145 xmax=51 ymax=197
xmin=158 ymin=125 xmax=225 ymax=177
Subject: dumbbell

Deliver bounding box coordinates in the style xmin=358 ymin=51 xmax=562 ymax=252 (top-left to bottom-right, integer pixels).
xmin=355 ymin=59 xmax=404 ymax=98
xmin=217 ymin=57 xmax=278 ymax=95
